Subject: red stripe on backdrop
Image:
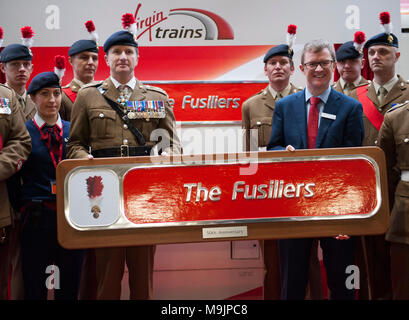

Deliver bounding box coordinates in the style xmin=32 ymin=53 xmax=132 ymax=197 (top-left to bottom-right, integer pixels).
xmin=27 ymin=45 xmax=272 ymax=85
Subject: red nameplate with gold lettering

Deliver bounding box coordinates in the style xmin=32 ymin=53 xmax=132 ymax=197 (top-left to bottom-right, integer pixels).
xmin=123 ymin=157 xmax=378 ymax=225
xmin=56 ymin=147 xmax=389 ymax=249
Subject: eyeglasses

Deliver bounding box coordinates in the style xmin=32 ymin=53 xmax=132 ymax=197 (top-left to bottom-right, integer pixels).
xmin=303 ymin=60 xmax=334 ymax=70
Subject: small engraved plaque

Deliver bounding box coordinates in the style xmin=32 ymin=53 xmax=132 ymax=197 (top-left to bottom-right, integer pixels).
xmin=202 ymin=226 xmax=248 ymax=239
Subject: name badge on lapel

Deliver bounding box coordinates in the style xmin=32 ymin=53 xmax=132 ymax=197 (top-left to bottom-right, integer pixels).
xmin=0 ymin=98 xmax=11 ymax=114
xmin=321 ymin=112 xmax=336 ymax=120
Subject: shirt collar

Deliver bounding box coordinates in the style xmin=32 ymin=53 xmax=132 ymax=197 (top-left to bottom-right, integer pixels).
xmin=339 ymin=75 xmax=362 ymax=89
xmin=34 ymin=112 xmax=62 ymax=129
xmin=268 ymin=83 xmax=292 ymax=99
xmin=305 ymin=86 xmax=331 ymax=104
xmin=110 ymin=76 xmax=137 ymax=90
xmin=373 ymin=74 xmax=399 ymax=94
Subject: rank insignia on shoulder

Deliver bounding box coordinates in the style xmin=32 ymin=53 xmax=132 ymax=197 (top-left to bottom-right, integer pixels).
xmin=0 ymin=98 xmax=11 ymax=114
xmin=125 ymin=100 xmax=166 ymax=119
xmin=145 ymin=85 xmax=169 ymax=97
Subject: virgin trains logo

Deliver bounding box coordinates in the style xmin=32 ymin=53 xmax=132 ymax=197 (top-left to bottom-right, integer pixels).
xmin=134 ymin=3 xmax=234 ymax=41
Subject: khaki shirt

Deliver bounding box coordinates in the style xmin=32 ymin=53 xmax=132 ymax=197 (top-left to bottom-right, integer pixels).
xmin=0 ymin=84 xmax=31 ymax=228
xmin=378 ymin=101 xmax=409 ymax=244
xmin=350 ymin=75 xmax=409 ymax=146
xmin=242 ymin=83 xmax=301 ymax=151
xmin=67 ymin=78 xmax=181 ymax=159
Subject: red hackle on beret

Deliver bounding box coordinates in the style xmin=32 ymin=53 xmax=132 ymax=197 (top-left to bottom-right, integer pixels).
xmin=122 ymin=13 xmax=136 ymax=29
xmin=54 ymin=55 xmax=66 ymax=70
xmin=354 ymin=31 xmax=366 ymax=44
xmin=287 ymin=24 xmax=297 ymax=35
xmin=21 ymin=26 xmax=34 ymax=39
xmin=85 ymin=20 xmax=96 ymax=33
xmin=379 ymin=12 xmax=391 ymax=25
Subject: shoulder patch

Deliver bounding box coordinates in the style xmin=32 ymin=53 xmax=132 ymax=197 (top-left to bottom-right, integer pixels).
xmin=144 ymin=85 xmax=169 ymax=97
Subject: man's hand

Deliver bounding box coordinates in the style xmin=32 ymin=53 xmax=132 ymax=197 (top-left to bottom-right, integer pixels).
xmin=286 ymin=145 xmax=295 ymax=152
xmin=334 ymin=234 xmax=350 ymax=240
xmin=87 ymin=154 xmax=94 ymax=160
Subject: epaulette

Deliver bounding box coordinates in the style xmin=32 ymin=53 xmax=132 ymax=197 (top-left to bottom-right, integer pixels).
xmin=0 ymin=83 xmax=13 ymax=93
xmin=241 ymin=89 xmax=265 ymax=103
xmin=355 ymin=82 xmax=370 ymax=88
xmin=82 ymin=80 xmax=104 ymax=89
xmin=144 ymin=85 xmax=169 ymax=98
xmin=386 ymin=100 xmax=409 ymax=113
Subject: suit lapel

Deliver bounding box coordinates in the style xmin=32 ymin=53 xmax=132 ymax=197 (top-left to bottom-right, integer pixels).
xmin=294 ymin=90 xmax=307 ymax=148
xmin=101 ymin=78 xmax=120 ymax=103
xmin=261 ymin=87 xmax=275 ymax=111
xmin=316 ymin=89 xmax=339 ymax=148
xmin=129 ymin=79 xmax=147 ymax=102
xmin=366 ymin=83 xmax=379 ymax=108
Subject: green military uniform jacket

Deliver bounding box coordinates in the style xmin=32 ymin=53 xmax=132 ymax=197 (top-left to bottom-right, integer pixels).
xmin=67 ymin=78 xmax=181 ymax=159
xmin=242 ymin=83 xmax=301 ymax=151
xmin=0 ymin=84 xmax=31 ymax=228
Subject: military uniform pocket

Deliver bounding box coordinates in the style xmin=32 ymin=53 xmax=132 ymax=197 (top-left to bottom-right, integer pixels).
xmin=387 ymin=181 xmax=409 ymax=244
xmin=396 ymin=134 xmax=409 ymax=167
xmin=250 ymin=117 xmax=272 ymax=147
xmin=140 ymin=118 xmax=160 ymax=141
xmin=89 ymin=109 xmax=117 ymax=139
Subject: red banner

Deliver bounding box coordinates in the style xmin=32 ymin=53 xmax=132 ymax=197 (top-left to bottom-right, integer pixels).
xmin=123 ymin=156 xmax=379 ymax=226
xmin=148 ymin=82 xmax=267 ymax=122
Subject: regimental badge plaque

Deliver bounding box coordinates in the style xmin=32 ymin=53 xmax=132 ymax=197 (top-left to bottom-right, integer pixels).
xmin=57 ymin=147 xmax=389 ymax=249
